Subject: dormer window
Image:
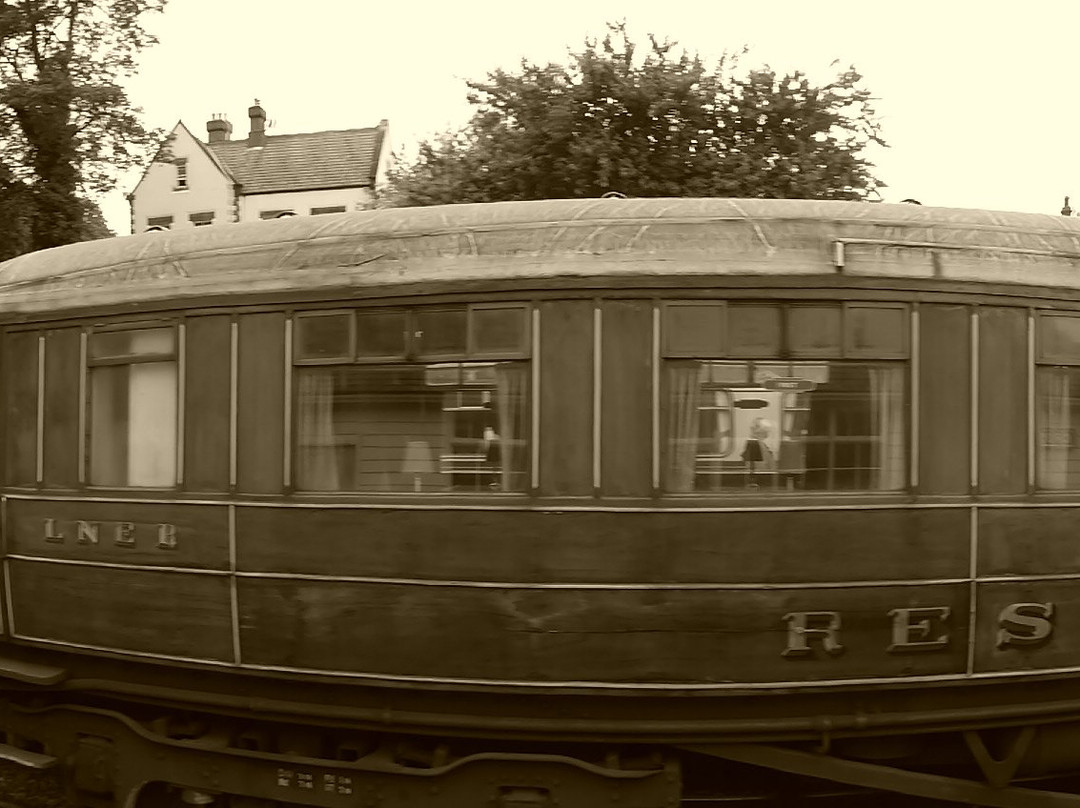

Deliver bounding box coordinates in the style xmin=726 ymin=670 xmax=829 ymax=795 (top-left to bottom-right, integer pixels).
xmin=175 ymin=158 xmax=188 ymax=190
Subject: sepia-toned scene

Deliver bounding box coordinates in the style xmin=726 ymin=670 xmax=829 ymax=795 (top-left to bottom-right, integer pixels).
xmin=1 ymin=2 xmax=1079 ymax=806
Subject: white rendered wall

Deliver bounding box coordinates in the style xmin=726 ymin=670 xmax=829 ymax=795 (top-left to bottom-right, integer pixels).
xmin=130 ymin=123 xmax=234 ymax=233
xmin=237 ymin=187 xmax=375 ymax=222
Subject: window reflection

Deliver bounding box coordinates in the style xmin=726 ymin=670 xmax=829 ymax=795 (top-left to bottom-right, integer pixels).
xmin=1036 ymin=367 xmax=1080 ymax=490
xmin=666 ymin=360 xmax=905 ymax=493
xmin=296 ymin=362 xmax=529 ymax=493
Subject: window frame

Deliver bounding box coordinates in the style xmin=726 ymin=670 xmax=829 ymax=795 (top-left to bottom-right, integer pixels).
xmin=291 ymin=303 xmax=533 ymax=495
xmin=1034 ymin=311 xmax=1080 ymax=491
xmin=85 ymin=321 xmax=181 ymax=490
xmin=1037 ymin=311 xmax=1080 ymax=366
xmin=174 ymin=158 xmax=188 ymax=191
xmin=661 ymin=301 xmax=910 ymax=362
xmin=293 ymin=310 xmax=357 ymax=365
xmin=293 ymin=304 xmax=532 ymax=367
xmin=843 ymin=302 xmax=909 ymax=360
xmin=659 ymin=300 xmax=911 ymax=496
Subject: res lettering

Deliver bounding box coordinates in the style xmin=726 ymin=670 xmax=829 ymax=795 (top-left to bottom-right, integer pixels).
xmin=783 ymin=603 xmax=1055 ymax=658
xmin=997 ymin=602 xmax=1054 ymax=648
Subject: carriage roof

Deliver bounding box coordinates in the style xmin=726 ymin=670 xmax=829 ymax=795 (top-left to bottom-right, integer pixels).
xmin=2 ymin=198 xmax=1080 ymax=315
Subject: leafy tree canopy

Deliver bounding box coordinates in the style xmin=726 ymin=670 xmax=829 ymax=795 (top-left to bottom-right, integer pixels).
xmin=388 ymin=24 xmax=886 ymax=207
xmin=0 ymin=0 xmax=164 ymax=255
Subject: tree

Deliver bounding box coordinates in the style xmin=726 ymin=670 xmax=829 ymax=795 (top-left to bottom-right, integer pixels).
xmin=0 ymin=163 xmax=33 ymax=260
xmin=388 ymin=24 xmax=886 ymax=206
xmin=0 ymin=0 xmax=164 ymax=254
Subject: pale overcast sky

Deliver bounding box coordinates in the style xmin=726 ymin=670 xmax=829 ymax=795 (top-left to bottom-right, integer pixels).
xmin=102 ymin=0 xmax=1080 ymax=233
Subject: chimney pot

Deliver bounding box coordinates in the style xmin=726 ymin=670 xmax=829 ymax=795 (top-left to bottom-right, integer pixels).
xmin=248 ymin=100 xmax=266 ymax=147
xmin=206 ymin=115 xmax=232 ymax=143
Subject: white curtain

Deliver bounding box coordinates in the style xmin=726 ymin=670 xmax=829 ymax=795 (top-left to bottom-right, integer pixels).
xmin=495 ymin=363 xmax=529 ymax=491
xmin=1037 ymin=368 xmax=1072 ymax=489
xmin=127 ymin=362 xmax=177 ymax=486
xmin=297 ymin=369 xmax=340 ymax=490
xmin=666 ymin=363 xmax=703 ymax=492
xmin=869 ymin=366 xmax=905 ymax=490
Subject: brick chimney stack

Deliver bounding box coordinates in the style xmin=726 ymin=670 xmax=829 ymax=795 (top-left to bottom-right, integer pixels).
xmin=248 ymin=99 xmax=266 ymax=147
xmin=206 ymin=114 xmax=232 ymax=144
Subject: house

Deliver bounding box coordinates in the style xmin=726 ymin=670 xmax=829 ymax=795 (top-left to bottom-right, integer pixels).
xmin=128 ymin=101 xmax=390 ymax=233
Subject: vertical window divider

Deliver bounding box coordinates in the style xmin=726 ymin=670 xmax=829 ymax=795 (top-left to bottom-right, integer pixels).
xmin=966 ymin=504 xmax=979 ymax=676
xmin=0 ymin=496 xmax=6 ymax=635
xmin=910 ymin=306 xmax=920 ymax=491
xmin=229 ymin=319 xmax=239 ymax=490
xmin=593 ymin=303 xmax=602 ymax=492
xmin=77 ymin=330 xmax=87 ymax=485
xmin=176 ymin=321 xmax=186 ymax=488
xmin=970 ymin=309 xmax=980 ymax=492
xmin=283 ymin=316 xmax=293 ymax=490
xmin=652 ymin=303 xmax=661 ymax=492
xmin=1027 ymin=309 xmax=1036 ymax=492
xmin=531 ymin=306 xmax=540 ymax=491
xmin=35 ymin=334 xmax=44 ymax=486
xmin=2 ymin=558 xmax=14 ymax=638
xmin=229 ymin=503 xmax=241 ymax=665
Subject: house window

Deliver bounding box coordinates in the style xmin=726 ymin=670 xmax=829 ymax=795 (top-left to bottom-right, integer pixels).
xmin=87 ymin=326 xmax=178 ymax=488
xmin=293 ymin=305 xmax=530 ymax=493
xmin=189 ymin=211 xmax=214 ymax=227
xmin=260 ymin=210 xmax=296 ymax=219
xmin=146 ymin=216 xmax=173 ymax=231
xmin=175 ymin=159 xmax=188 ymax=190
xmin=1035 ymin=313 xmax=1080 ymax=489
xmin=662 ymin=302 xmax=908 ymax=494
xmin=311 ymin=205 xmax=347 ymax=215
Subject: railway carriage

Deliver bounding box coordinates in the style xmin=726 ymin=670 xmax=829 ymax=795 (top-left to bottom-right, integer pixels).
xmin=1 ymin=198 xmax=1080 ymax=806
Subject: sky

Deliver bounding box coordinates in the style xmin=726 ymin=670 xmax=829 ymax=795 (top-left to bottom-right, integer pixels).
xmin=101 ymin=0 xmax=1080 ymax=233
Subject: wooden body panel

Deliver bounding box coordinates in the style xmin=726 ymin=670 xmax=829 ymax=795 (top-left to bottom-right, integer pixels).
xmin=978 ymin=307 xmax=1028 ymax=494
xmin=42 ymin=329 xmax=80 ymax=489
xmin=538 ymin=301 xmax=593 ymax=496
xmin=237 ymin=579 xmax=969 ymax=682
xmin=10 ymin=494 xmax=1080 ymax=687
xmin=3 ymin=330 xmax=38 ymax=487
xmin=600 ymin=300 xmax=653 ymax=497
xmin=973 ymin=579 xmax=1080 ymax=673
xmin=237 ymin=313 xmax=285 ymax=494
xmin=7 ymin=559 xmax=232 ymax=661
xmin=184 ymin=315 xmax=232 ymax=492
xmin=978 ymin=507 xmax=1080 ymax=577
xmin=235 ymin=506 xmax=968 ymax=584
xmin=918 ymin=304 xmax=970 ymax=494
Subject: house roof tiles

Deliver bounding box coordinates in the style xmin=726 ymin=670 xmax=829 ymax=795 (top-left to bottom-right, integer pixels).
xmin=209 ymin=127 xmax=383 ymax=194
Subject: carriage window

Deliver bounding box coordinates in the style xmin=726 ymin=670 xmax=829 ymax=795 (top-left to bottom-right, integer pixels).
xmin=356 ymin=310 xmax=407 ymax=360
xmin=295 ymin=305 xmax=530 ymax=493
xmin=1035 ymin=313 xmax=1080 ymax=490
xmin=88 ymin=326 xmax=177 ymax=487
xmin=663 ymin=303 xmax=907 ymax=494
xmin=295 ymin=312 xmax=353 ymax=361
xmin=728 ymin=305 xmax=782 ymax=357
